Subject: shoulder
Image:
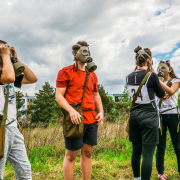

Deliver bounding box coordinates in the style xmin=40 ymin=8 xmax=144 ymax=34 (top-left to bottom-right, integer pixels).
xmin=57 ymin=65 xmax=74 ymax=76
xmin=172 ymin=78 xmax=180 ymax=83
xmin=60 ymin=65 xmax=74 ymax=72
xmin=149 ymin=72 xmax=158 ymax=79
xmin=90 ymin=72 xmax=97 ymax=78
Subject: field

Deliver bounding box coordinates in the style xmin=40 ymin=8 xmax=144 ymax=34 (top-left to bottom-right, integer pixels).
xmin=4 ymin=121 xmax=180 ymax=180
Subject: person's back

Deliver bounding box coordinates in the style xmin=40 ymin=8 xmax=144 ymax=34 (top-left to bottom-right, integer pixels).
xmin=126 ymin=46 xmax=165 ymax=180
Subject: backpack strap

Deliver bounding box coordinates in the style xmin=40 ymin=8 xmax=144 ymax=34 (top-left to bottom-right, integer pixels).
xmin=81 ymin=68 xmax=89 ymax=106
xmin=2 ymin=84 xmax=9 ymax=126
xmin=131 ymin=72 xmax=151 ymax=108
xmin=158 ymin=78 xmax=173 ymax=108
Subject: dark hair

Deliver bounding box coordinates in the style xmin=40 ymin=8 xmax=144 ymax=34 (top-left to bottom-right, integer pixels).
xmin=0 ymin=40 xmax=7 ymax=44
xmin=159 ymin=60 xmax=177 ymax=78
xmin=134 ymin=46 xmax=152 ymax=67
xmin=72 ymin=41 xmax=89 ymax=52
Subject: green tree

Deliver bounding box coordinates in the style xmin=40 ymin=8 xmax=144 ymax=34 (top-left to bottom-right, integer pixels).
xmin=178 ymin=93 xmax=180 ymax=109
xmin=16 ymin=91 xmax=24 ymax=119
xmin=30 ymin=82 xmax=62 ymax=123
xmin=98 ymin=84 xmax=114 ymax=114
xmin=120 ymin=83 xmax=130 ymax=102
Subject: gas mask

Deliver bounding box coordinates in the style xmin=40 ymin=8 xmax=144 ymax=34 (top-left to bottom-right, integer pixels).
xmin=157 ymin=63 xmax=170 ymax=77
xmin=137 ymin=49 xmax=153 ymax=65
xmin=73 ymin=44 xmax=97 ymax=72
xmin=0 ymin=48 xmax=24 ymax=77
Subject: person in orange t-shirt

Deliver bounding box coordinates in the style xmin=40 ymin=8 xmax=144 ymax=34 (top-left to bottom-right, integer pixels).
xmin=56 ymin=41 xmax=104 ymax=180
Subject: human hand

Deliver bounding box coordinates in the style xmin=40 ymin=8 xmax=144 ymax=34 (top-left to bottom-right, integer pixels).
xmin=163 ymin=93 xmax=170 ymax=100
xmin=10 ymin=47 xmax=18 ymax=58
xmin=148 ymin=65 xmax=154 ymax=72
xmin=96 ymin=111 xmax=104 ymax=126
xmin=69 ymin=109 xmax=82 ymax=125
xmin=0 ymin=44 xmax=10 ymax=57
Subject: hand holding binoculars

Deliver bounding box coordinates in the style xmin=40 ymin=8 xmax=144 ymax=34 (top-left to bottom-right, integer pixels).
xmin=0 ymin=46 xmax=25 ymax=77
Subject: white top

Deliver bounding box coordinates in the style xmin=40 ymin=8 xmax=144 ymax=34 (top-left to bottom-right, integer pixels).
xmin=127 ymin=73 xmax=154 ymax=104
xmin=0 ymin=83 xmax=17 ymax=126
xmin=157 ymin=78 xmax=180 ymax=114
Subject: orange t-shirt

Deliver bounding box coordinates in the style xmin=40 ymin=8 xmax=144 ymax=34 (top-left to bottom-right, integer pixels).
xmin=56 ymin=64 xmax=98 ymax=124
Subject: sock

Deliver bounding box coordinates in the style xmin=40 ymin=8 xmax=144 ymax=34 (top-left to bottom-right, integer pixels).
xmin=134 ymin=177 xmax=141 ymax=180
xmin=158 ymin=174 xmax=162 ymax=178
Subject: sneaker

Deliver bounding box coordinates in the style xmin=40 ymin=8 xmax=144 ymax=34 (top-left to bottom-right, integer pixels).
xmin=158 ymin=174 xmax=167 ymax=180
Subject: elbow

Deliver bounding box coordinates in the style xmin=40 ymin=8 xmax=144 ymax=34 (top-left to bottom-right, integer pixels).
xmin=33 ymin=77 xmax=38 ymax=83
xmin=168 ymin=91 xmax=175 ymax=96
xmin=2 ymin=76 xmax=15 ymax=84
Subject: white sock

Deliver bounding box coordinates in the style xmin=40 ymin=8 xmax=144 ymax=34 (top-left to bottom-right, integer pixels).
xmin=158 ymin=174 xmax=162 ymax=178
xmin=134 ymin=177 xmax=141 ymax=180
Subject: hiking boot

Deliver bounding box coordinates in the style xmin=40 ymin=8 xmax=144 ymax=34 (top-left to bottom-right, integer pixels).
xmin=158 ymin=174 xmax=167 ymax=180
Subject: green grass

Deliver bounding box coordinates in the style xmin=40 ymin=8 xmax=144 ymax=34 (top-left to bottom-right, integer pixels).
xmin=3 ymin=125 xmax=180 ymax=179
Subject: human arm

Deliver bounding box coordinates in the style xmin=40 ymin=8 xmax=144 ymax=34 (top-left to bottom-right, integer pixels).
xmin=11 ymin=47 xmax=37 ymax=84
xmin=55 ymin=87 xmax=82 ymax=125
xmin=160 ymin=81 xmax=179 ymax=96
xmin=0 ymin=44 xmax=15 ymax=84
xmin=151 ymin=73 xmax=165 ymax=98
xmin=93 ymin=92 xmax=104 ymax=125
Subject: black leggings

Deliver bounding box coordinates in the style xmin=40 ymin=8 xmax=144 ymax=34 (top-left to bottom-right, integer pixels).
xmin=156 ymin=114 xmax=180 ymax=174
xmin=132 ymin=142 xmax=156 ymax=180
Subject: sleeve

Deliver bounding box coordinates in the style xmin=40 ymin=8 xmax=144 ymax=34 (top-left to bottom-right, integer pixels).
xmin=93 ymin=73 xmax=98 ymax=92
xmin=172 ymin=78 xmax=180 ymax=84
xmin=14 ymin=74 xmax=24 ymax=88
xmin=56 ymin=70 xmax=69 ymax=88
xmin=151 ymin=72 xmax=165 ymax=98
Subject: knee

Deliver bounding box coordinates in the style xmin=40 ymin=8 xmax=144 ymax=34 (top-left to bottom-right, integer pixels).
xmin=65 ymin=154 xmax=77 ymax=162
xmin=81 ymin=150 xmax=92 ymax=159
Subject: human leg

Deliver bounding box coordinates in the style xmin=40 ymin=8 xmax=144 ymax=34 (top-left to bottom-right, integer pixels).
xmin=156 ymin=115 xmax=168 ymax=175
xmin=80 ymin=143 xmax=93 ymax=180
xmin=131 ymin=141 xmax=142 ymax=178
xmin=141 ymin=144 xmax=156 ymax=180
xmin=6 ymin=127 xmax=32 ymax=180
xmin=0 ymin=127 xmax=14 ymax=180
xmin=63 ymin=149 xmax=79 ymax=180
xmin=80 ymin=122 xmax=98 ymax=180
xmin=168 ymin=114 xmax=180 ymax=174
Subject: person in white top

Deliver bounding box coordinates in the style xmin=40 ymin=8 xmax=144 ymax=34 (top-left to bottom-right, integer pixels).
xmin=0 ymin=40 xmax=37 ymax=180
xmin=156 ymin=60 xmax=180 ymax=180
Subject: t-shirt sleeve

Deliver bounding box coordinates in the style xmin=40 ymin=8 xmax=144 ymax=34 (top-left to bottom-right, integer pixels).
xmin=151 ymin=72 xmax=165 ymax=98
xmin=93 ymin=73 xmax=98 ymax=92
xmin=14 ymin=74 xmax=24 ymax=88
xmin=172 ymin=78 xmax=180 ymax=84
xmin=56 ymin=70 xmax=69 ymax=88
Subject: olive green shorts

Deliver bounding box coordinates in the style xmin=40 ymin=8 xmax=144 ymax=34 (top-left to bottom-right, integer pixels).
xmin=129 ymin=109 xmax=159 ymax=145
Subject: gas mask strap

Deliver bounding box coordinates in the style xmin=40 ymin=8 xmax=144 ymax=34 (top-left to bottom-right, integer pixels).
xmin=137 ymin=49 xmax=151 ymax=61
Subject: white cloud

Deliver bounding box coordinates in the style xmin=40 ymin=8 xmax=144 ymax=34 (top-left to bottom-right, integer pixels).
xmin=0 ymin=0 xmax=180 ymax=95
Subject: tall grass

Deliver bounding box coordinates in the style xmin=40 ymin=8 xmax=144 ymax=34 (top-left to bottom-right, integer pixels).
xmin=4 ymin=121 xmax=179 ymax=180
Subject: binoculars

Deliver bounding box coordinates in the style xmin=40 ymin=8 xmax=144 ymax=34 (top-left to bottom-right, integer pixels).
xmin=0 ymin=50 xmax=25 ymax=77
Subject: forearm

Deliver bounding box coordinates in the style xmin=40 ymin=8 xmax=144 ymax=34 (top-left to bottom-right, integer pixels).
xmin=160 ymin=81 xmax=175 ymax=95
xmin=94 ymin=94 xmax=104 ymax=113
xmin=1 ymin=55 xmax=15 ymax=83
xmin=18 ymin=59 xmax=37 ymax=82
xmin=56 ymin=94 xmax=74 ymax=112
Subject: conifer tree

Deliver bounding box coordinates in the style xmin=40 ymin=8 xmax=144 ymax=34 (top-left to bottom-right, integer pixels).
xmin=30 ymin=82 xmax=62 ymax=123
xmin=16 ymin=91 xmax=24 ymax=119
